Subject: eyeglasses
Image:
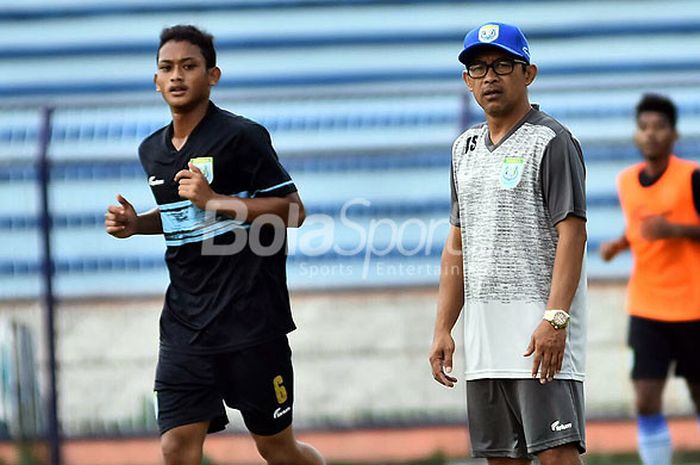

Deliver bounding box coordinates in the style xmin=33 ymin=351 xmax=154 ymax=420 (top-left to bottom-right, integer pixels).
xmin=466 ymin=59 xmax=528 ymax=79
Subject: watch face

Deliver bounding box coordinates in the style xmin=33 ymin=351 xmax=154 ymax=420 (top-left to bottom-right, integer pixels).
xmin=553 ymin=312 xmax=568 ymax=327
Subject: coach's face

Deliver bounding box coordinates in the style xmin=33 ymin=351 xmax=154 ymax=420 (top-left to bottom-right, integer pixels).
xmin=155 ymin=40 xmax=220 ymax=112
xmin=463 ymin=49 xmax=536 ymax=118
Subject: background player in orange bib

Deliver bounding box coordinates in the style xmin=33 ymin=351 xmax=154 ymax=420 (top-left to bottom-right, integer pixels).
xmin=600 ymin=94 xmax=700 ymax=465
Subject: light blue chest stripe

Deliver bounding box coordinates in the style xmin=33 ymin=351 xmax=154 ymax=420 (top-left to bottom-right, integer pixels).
xmin=251 ymin=180 xmax=294 ymax=198
xmin=165 ymin=221 xmax=250 ymax=247
xmin=159 ymin=195 xmax=250 ymax=247
xmin=159 ymin=192 xmax=250 ymax=214
xmin=159 ymin=199 xmax=192 ymax=212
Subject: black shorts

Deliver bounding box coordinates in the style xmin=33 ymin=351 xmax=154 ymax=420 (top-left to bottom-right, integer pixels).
xmin=154 ymin=336 xmax=294 ymax=436
xmin=628 ymin=316 xmax=700 ymax=382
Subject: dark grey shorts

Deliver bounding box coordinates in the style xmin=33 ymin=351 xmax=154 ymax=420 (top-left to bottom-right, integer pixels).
xmin=466 ymin=379 xmax=586 ymax=459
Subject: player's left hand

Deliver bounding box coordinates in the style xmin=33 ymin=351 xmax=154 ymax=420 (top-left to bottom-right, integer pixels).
xmin=640 ymin=215 xmax=676 ymax=240
xmin=523 ymin=320 xmax=567 ymax=384
xmin=175 ymin=162 xmax=216 ymax=210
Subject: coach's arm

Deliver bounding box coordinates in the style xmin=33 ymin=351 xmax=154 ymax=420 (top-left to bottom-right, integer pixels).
xmin=429 ymin=225 xmax=464 ymax=388
xmin=524 ymin=215 xmax=587 ymax=383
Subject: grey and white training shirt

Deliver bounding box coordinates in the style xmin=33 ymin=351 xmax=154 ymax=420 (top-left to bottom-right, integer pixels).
xmin=450 ymin=105 xmax=587 ymax=381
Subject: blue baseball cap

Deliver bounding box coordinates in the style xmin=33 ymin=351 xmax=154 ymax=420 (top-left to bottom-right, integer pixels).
xmin=458 ymin=22 xmax=531 ymax=65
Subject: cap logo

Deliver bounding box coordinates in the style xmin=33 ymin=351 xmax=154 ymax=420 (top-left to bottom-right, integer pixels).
xmin=478 ymin=24 xmax=500 ymax=43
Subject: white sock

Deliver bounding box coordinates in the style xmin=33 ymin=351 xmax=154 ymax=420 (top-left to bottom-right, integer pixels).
xmin=637 ymin=414 xmax=672 ymax=465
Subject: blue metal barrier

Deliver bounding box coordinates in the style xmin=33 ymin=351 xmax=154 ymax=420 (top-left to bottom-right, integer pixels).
xmin=6 ymin=18 xmax=700 ymax=58
xmin=0 ymin=194 xmax=621 ymax=232
xmin=5 ymin=60 xmax=700 ymax=97
xmin=3 ymin=142 xmax=700 ymax=182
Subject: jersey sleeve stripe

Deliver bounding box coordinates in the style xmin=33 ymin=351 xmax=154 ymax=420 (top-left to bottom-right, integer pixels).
xmin=251 ymin=180 xmax=295 ymax=197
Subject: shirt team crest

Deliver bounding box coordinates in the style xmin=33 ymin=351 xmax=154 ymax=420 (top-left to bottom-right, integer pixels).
xmin=190 ymin=157 xmax=214 ymax=183
xmin=500 ymin=156 xmax=525 ymax=189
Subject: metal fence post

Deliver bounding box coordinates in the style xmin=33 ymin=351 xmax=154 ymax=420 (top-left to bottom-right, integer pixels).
xmin=37 ymin=106 xmax=61 ymax=465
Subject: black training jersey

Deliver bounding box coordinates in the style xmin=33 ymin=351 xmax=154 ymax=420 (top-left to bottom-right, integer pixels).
xmin=138 ymin=102 xmax=298 ymax=354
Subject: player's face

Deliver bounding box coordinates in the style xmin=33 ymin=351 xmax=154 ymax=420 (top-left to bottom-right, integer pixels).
xmin=634 ymin=111 xmax=677 ymax=162
xmin=154 ymin=40 xmax=220 ymax=112
xmin=463 ymin=49 xmax=536 ymax=118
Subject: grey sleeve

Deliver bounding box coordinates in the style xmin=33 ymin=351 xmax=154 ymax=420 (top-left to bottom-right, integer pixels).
xmin=449 ymin=163 xmax=461 ymax=227
xmin=540 ymin=131 xmax=587 ymax=225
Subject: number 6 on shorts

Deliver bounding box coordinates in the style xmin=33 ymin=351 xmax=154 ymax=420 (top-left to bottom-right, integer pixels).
xmin=273 ymin=375 xmax=288 ymax=404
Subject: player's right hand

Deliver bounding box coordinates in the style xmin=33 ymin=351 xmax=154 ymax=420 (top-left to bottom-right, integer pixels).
xmin=105 ymin=194 xmax=138 ymax=238
xmin=429 ymin=332 xmax=458 ymax=388
xmin=598 ymin=241 xmax=619 ymax=262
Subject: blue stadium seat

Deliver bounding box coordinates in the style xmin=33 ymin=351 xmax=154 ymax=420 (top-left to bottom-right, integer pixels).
xmin=2 ymin=1 xmax=700 ymax=297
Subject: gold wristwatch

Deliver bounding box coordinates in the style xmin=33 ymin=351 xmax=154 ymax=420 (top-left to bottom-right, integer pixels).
xmin=543 ymin=309 xmax=570 ymax=330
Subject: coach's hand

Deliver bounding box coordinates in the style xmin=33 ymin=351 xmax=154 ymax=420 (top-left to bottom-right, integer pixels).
xmin=175 ymin=163 xmax=216 ymax=210
xmin=429 ymin=331 xmax=458 ymax=388
xmin=105 ymin=194 xmax=138 ymax=238
xmin=524 ymin=320 xmax=566 ymax=384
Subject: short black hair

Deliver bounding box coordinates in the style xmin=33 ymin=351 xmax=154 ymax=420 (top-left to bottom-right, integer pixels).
xmin=158 ymin=25 xmax=216 ymax=69
xmin=636 ymin=93 xmax=677 ymax=129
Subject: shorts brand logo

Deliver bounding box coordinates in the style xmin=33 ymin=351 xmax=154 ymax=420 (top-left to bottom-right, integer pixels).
xmin=550 ymin=420 xmax=573 ymax=432
xmin=273 ymin=406 xmax=291 ymax=419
